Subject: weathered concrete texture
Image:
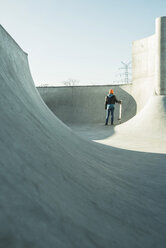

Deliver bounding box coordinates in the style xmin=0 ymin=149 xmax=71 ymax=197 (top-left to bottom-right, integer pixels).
xmin=155 ymin=16 xmax=166 ymax=95
xmin=0 ymin=21 xmax=166 ymax=248
xmin=132 ymin=16 xmax=166 ymax=99
xmin=132 ymin=35 xmax=156 ymax=111
xmin=37 ymin=85 xmax=136 ymax=124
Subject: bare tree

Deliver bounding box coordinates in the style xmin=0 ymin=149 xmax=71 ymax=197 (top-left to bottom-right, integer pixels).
xmin=63 ymin=78 xmax=79 ymax=86
xmin=40 ymin=83 xmax=49 ymax=87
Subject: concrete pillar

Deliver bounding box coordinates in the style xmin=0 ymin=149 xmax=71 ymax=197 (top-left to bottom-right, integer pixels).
xmin=155 ymin=16 xmax=166 ymax=95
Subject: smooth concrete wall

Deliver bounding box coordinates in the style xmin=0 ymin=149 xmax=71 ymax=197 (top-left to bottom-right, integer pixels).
xmin=155 ymin=16 xmax=166 ymax=95
xmin=37 ymin=85 xmax=136 ymax=124
xmin=131 ymin=16 xmax=166 ymax=111
xmin=132 ymin=34 xmax=156 ymax=111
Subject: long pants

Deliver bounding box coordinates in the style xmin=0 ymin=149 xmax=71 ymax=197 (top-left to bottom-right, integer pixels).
xmin=105 ymin=107 xmax=114 ymax=125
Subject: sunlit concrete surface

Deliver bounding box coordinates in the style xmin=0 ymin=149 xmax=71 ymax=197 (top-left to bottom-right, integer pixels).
xmin=0 ymin=17 xmax=166 ymax=248
xmin=155 ymin=16 xmax=166 ymax=95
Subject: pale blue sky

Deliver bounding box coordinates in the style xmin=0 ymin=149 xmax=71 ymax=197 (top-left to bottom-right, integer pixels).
xmin=1 ymin=0 xmax=166 ymax=85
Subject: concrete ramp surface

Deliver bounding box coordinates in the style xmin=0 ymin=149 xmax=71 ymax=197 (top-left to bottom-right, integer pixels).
xmin=0 ymin=25 xmax=166 ymax=248
xmin=102 ymin=95 xmax=166 ymax=153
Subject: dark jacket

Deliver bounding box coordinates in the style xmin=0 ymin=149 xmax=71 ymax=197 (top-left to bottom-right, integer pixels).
xmin=105 ymin=94 xmax=120 ymax=109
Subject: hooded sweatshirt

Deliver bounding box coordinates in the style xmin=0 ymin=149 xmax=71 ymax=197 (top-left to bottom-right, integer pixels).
xmin=105 ymin=94 xmax=119 ymax=109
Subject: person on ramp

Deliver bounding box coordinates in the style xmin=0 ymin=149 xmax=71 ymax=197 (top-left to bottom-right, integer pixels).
xmin=105 ymin=89 xmax=121 ymax=125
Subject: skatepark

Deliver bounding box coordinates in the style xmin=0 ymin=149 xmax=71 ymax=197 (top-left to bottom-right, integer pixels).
xmin=0 ymin=16 xmax=166 ymax=248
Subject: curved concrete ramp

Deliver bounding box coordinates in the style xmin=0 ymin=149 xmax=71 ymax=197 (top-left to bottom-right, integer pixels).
xmin=99 ymin=96 xmax=166 ymax=153
xmin=97 ymin=95 xmax=166 ymax=153
xmin=0 ymin=25 xmax=166 ymax=248
xmin=70 ymin=95 xmax=166 ymax=153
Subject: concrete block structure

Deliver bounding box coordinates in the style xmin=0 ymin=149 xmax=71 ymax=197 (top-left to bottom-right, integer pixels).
xmin=155 ymin=16 xmax=166 ymax=95
xmin=132 ymin=16 xmax=166 ymax=104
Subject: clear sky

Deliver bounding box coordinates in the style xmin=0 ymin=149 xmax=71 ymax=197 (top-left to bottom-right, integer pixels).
xmin=1 ymin=0 xmax=166 ymax=86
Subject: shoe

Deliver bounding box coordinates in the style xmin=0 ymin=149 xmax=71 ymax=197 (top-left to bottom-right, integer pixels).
xmin=105 ymin=123 xmax=108 ymax=125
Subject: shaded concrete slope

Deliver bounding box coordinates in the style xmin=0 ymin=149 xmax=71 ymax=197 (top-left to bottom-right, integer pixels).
xmin=1 ymin=25 xmax=166 ymax=248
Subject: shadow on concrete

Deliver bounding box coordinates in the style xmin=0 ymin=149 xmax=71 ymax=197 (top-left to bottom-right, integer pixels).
xmin=68 ymin=123 xmax=116 ymax=141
